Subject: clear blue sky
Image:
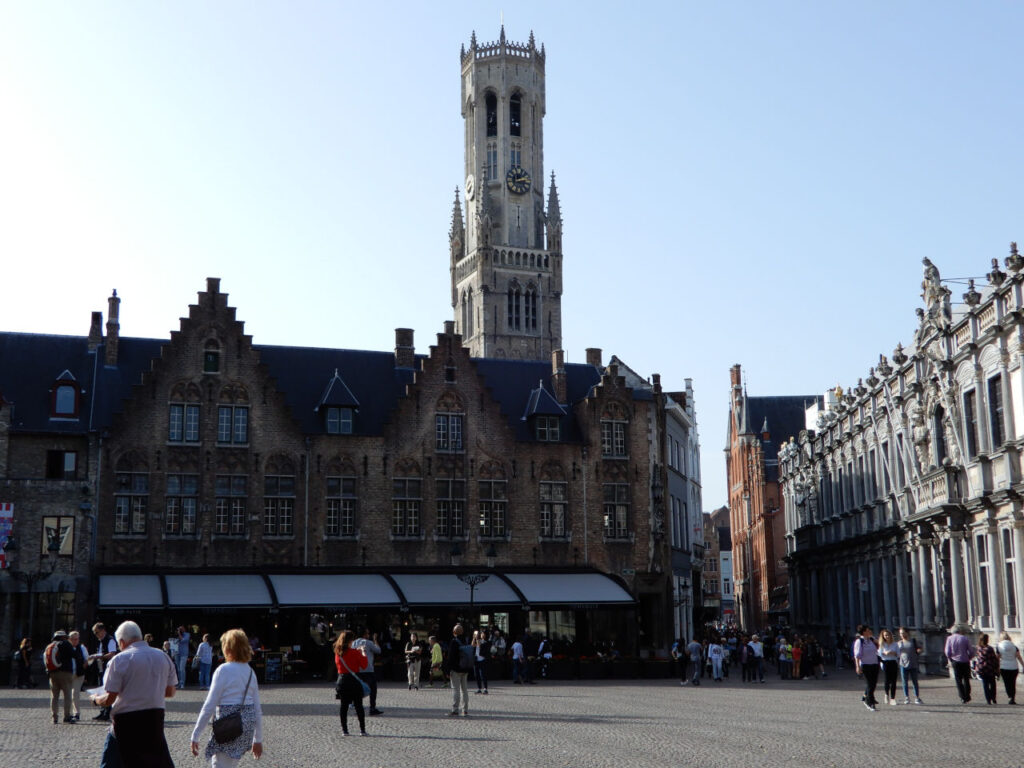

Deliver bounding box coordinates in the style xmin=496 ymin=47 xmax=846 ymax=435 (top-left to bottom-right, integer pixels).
xmin=2 ymin=2 xmax=1022 ymax=509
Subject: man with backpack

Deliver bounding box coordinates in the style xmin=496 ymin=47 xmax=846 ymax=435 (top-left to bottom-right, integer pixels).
xmin=444 ymin=623 xmax=472 ymax=717
xmin=45 ymin=629 xmax=75 ymax=724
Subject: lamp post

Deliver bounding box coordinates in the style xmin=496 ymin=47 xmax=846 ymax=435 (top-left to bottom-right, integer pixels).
xmin=3 ymin=536 xmax=61 ymax=645
xmin=453 ymin=544 xmax=498 ymax=629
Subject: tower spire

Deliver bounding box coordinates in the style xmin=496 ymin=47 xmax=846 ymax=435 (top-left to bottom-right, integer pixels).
xmin=546 ymin=171 xmax=562 ymax=252
xmin=449 ymin=187 xmax=465 ymax=262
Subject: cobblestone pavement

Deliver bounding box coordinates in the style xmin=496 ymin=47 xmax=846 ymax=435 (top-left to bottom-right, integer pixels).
xmin=2 ymin=669 xmax=1019 ymax=768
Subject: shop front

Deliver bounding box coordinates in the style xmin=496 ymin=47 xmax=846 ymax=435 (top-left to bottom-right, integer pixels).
xmin=95 ymin=568 xmax=638 ymax=682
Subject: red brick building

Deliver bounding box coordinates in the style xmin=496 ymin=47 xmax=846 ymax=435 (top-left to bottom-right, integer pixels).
xmin=726 ymin=364 xmax=818 ymax=630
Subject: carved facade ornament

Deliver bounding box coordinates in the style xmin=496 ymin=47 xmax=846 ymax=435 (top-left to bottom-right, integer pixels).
xmin=911 ymin=400 xmax=932 ymax=471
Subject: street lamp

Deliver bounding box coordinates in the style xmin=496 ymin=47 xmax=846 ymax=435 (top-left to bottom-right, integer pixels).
xmin=454 ymin=543 xmax=498 ymax=628
xmin=3 ymin=535 xmax=61 ymax=644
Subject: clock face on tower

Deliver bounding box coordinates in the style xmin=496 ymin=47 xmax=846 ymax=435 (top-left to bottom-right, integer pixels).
xmin=505 ymin=165 xmax=531 ymax=195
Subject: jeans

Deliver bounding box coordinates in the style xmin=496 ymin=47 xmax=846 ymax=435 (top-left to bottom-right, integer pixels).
xmin=199 ymin=662 xmax=212 ymax=688
xmin=900 ymin=666 xmax=920 ymax=698
xmin=450 ymin=670 xmax=469 ymax=713
xmin=513 ymin=658 xmax=526 ymax=683
xmin=980 ymin=673 xmax=997 ymax=703
xmin=362 ymin=671 xmax=378 ymax=710
xmin=752 ymin=658 xmax=764 ymax=681
xmin=474 ymin=658 xmax=488 ymax=691
xmin=951 ymin=660 xmax=972 ymax=702
xmin=861 ymin=663 xmax=880 ymax=706
xmin=100 ymin=732 xmax=124 ymax=768
xmin=176 ymin=654 xmax=188 ymax=687
xmin=1000 ymin=668 xmax=1018 ymax=702
xmin=711 ymin=658 xmax=723 ymax=680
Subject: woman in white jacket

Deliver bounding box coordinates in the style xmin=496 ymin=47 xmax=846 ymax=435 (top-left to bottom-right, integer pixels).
xmin=190 ymin=629 xmax=264 ymax=766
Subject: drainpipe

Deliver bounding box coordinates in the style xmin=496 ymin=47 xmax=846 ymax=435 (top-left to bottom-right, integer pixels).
xmin=304 ymin=438 xmax=311 ymax=567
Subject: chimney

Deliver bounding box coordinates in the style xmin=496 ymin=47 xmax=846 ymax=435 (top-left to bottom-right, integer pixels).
xmin=586 ymin=348 xmax=602 ymax=368
xmin=551 ymin=349 xmax=567 ymax=403
xmin=105 ymin=290 xmax=120 ymax=366
xmin=730 ymin=364 xmax=742 ymax=389
xmin=394 ymin=328 xmax=415 ymax=368
xmin=87 ymin=311 xmax=103 ymax=352
xmin=652 ymin=373 xmax=662 ymax=395
xmin=443 ymin=320 xmax=455 ymax=336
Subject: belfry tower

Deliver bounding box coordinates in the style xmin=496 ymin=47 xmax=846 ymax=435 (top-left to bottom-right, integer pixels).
xmin=450 ymin=28 xmax=563 ymax=360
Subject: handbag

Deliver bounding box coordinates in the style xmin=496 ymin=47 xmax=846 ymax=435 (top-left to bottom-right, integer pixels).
xmin=339 ymin=656 xmax=371 ymax=698
xmin=211 ymin=668 xmax=253 ymax=744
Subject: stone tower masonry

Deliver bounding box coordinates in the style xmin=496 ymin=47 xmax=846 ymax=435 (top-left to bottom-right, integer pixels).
xmin=451 ymin=28 xmax=563 ymax=361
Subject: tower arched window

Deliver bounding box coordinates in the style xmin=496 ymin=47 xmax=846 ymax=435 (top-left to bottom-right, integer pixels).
xmin=507 ymin=284 xmax=522 ymax=331
xmin=466 ymin=288 xmax=474 ymax=337
xmin=486 ymin=92 xmax=497 ymax=137
xmin=525 ymin=286 xmax=538 ymax=331
xmin=510 ymin=93 xmax=522 ymax=137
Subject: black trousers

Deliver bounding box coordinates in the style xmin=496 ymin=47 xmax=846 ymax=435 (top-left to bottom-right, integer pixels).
xmin=881 ymin=660 xmax=899 ymax=699
xmin=1000 ymin=668 xmax=1018 ymax=702
xmin=980 ymin=673 xmax=997 ymax=703
xmin=951 ymin=660 xmax=972 ymax=702
xmin=861 ymin=663 xmax=880 ymax=706
xmin=338 ymin=674 xmax=366 ymax=733
xmin=362 ymin=670 xmax=378 ymax=710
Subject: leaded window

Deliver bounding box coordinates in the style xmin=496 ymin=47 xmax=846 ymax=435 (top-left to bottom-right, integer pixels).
xmin=479 ymin=480 xmax=507 ymax=538
xmin=114 ymin=472 xmax=149 ymax=535
xmin=215 ymin=474 xmax=247 ymax=536
xmin=263 ymin=475 xmax=295 ymax=536
xmin=540 ymin=481 xmax=567 ymax=538
xmin=165 ymin=473 xmax=198 ymax=535
xmin=436 ymin=479 xmax=465 ymax=538
xmin=392 ymin=478 xmax=421 ymax=536
xmin=326 ymin=477 xmax=356 ymax=537
xmin=603 ymin=483 xmax=629 ymax=539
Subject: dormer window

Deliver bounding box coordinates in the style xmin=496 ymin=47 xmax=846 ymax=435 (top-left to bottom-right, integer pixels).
xmin=326 ymin=407 xmax=354 ymax=435
xmin=49 ymin=371 xmax=80 ymax=419
xmin=535 ymin=415 xmax=560 ymax=442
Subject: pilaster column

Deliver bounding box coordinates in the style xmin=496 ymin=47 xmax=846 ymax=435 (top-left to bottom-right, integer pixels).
xmin=835 ymin=566 xmax=847 ymax=634
xmin=949 ymin=530 xmax=969 ymax=625
xmin=894 ymin=543 xmax=909 ymax=627
xmin=918 ymin=538 xmax=935 ymax=626
xmin=932 ymin=541 xmax=949 ymax=627
xmin=827 ymin=568 xmax=839 ymax=634
xmin=881 ymin=552 xmax=894 ymax=627
xmin=987 ymin=526 xmax=1005 ymax=632
xmin=810 ymin=569 xmax=820 ymax=625
xmin=999 ymin=361 xmax=1014 ymax=444
xmin=1014 ymin=522 xmax=1024 ymax=627
xmin=847 ymin=566 xmax=858 ymax=627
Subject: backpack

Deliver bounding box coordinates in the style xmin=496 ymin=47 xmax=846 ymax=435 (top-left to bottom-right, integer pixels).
xmin=44 ymin=642 xmax=61 ymax=672
xmin=458 ymin=642 xmax=476 ymax=671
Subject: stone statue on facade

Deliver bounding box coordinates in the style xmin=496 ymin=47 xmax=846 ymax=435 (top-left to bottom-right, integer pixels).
xmin=921 ymin=257 xmax=952 ymax=332
xmin=911 ymin=401 xmax=932 ymax=471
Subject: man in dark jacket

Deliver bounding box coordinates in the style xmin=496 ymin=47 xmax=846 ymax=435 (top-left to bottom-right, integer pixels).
xmin=47 ymin=629 xmax=75 ymax=724
xmin=444 ymin=624 xmax=470 ymax=716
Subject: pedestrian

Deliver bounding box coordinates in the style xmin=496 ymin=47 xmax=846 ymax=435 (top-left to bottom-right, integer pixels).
xmin=333 ymin=630 xmax=368 ymax=737
xmin=352 ymin=628 xmax=383 ymax=716
xmin=90 ymin=622 xmax=118 ymax=721
xmin=91 ymin=620 xmax=178 ymax=768
xmin=45 ymin=629 xmax=76 ymax=724
xmin=853 ymin=624 xmax=880 ymax=711
xmin=877 ymin=629 xmax=899 ymax=705
xmin=428 ymin=635 xmax=448 ymax=688
xmin=196 ymin=634 xmax=214 ymax=690
xmin=190 ymin=628 xmax=264 ymax=765
xmin=996 ymin=630 xmax=1023 ymax=705
xmin=896 ymin=627 xmax=923 ymax=704
xmin=738 ymin=635 xmax=751 ymax=682
xmin=68 ymin=631 xmax=89 ymax=721
xmin=404 ymin=632 xmax=424 ymax=690
xmin=791 ymin=639 xmax=803 ymax=680
xmin=686 ymin=636 xmax=704 ymax=685
xmin=972 ymin=634 xmax=999 ymax=705
xmin=748 ymin=634 xmax=765 ymax=683
xmin=944 ymin=623 xmax=974 ymax=704
xmin=15 ymin=637 xmax=34 ymax=688
xmin=445 ymin=623 xmax=471 ymax=716
xmin=472 ymin=629 xmax=490 ymax=694
xmin=835 ymin=632 xmax=846 ymax=670
xmin=708 ymin=637 xmax=724 ymax=682
xmin=175 ymin=625 xmax=191 ymax=689
xmin=511 ymin=634 xmax=527 ymax=684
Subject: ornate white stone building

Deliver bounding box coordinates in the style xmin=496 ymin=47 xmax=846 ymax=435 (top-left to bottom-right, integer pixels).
xmin=779 ymin=248 xmax=1024 ymax=665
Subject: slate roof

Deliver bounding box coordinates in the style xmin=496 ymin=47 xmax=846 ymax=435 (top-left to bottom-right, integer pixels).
xmin=744 ymin=395 xmax=821 ymax=482
xmin=0 ymin=333 xmax=650 ymax=443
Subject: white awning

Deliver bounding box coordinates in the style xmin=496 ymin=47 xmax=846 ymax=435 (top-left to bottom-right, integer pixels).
xmin=268 ymin=574 xmax=400 ymax=607
xmin=98 ymin=574 xmax=163 ymax=608
xmin=390 ymin=573 xmax=522 ymax=606
xmin=164 ymin=574 xmax=272 ymax=607
xmin=504 ymin=572 xmax=635 ymax=605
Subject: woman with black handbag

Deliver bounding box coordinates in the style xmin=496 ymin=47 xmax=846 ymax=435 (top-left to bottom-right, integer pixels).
xmin=190 ymin=629 xmax=264 ymax=765
xmin=334 ymin=630 xmax=369 ymax=736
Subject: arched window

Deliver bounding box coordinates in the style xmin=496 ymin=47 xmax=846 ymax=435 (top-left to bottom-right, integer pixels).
xmin=510 ymin=93 xmax=522 ymax=136
xmin=507 ymin=284 xmax=522 ymax=331
xmin=203 ymin=340 xmax=220 ymax=374
xmin=525 ymin=286 xmax=538 ymax=331
xmin=486 ymin=92 xmax=497 ymax=137
xmin=466 ymin=288 xmax=474 ymax=338
xmin=933 ymin=406 xmax=947 ymax=465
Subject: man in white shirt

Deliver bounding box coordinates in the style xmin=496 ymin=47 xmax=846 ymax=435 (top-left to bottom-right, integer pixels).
xmin=68 ymin=631 xmax=89 ymax=721
xmin=512 ymin=637 xmax=526 ymax=684
xmin=92 ymin=621 xmax=177 ymax=768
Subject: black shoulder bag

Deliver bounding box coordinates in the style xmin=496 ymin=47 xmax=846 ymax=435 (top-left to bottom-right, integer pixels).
xmin=211 ymin=668 xmax=253 ymax=744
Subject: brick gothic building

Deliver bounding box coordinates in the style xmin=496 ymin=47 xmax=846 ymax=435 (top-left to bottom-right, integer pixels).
xmin=726 ymin=365 xmax=819 ymax=630
xmin=0 ymin=29 xmax=690 ymax=664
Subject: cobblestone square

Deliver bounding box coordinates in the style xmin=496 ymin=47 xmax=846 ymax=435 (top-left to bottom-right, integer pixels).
xmin=1 ymin=669 xmax=1018 ymax=768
